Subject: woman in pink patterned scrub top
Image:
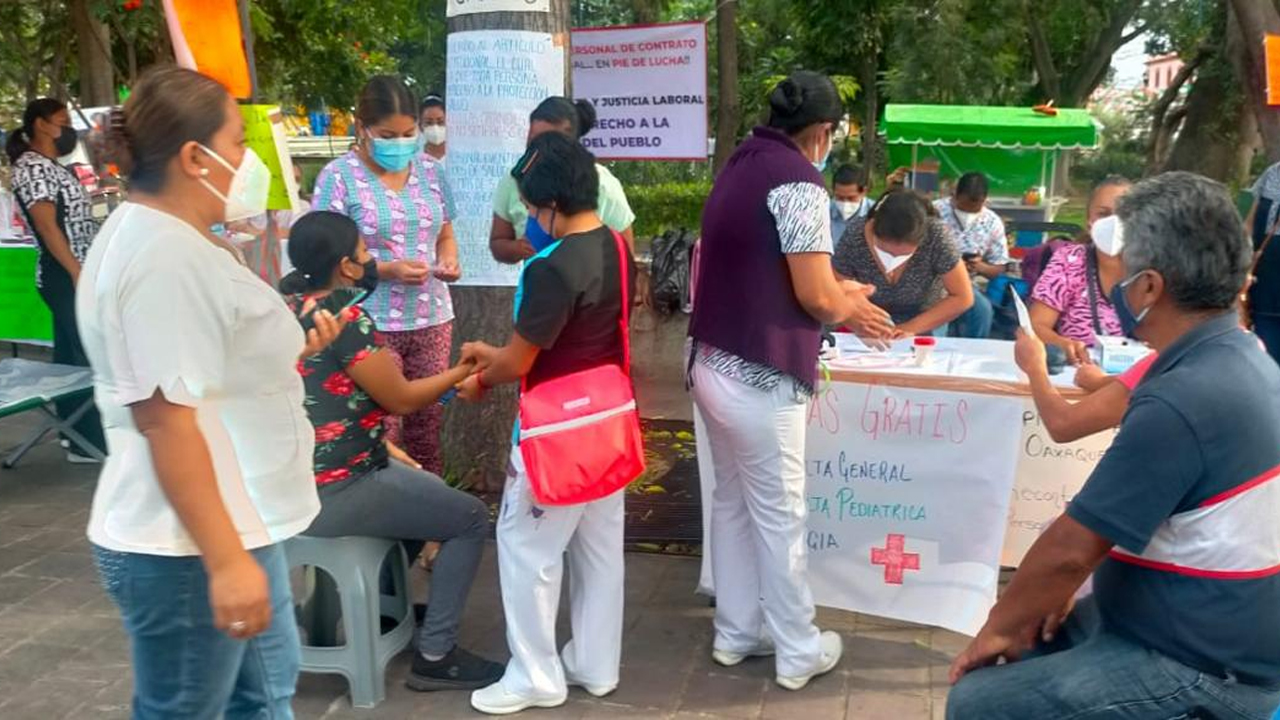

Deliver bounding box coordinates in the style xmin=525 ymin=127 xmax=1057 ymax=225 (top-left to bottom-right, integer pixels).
xmin=313 ymin=76 xmax=459 ymax=473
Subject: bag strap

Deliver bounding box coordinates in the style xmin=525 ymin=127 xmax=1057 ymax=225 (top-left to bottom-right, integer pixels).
xmin=613 ymin=229 xmax=632 ymax=373
xmin=1085 ymin=246 xmax=1104 ymax=338
xmin=1252 ymin=212 xmax=1280 ymax=279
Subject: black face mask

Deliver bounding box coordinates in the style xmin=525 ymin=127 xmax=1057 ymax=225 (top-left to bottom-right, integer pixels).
xmin=54 ymin=125 xmax=77 ymax=157
xmin=356 ymin=258 xmax=379 ymax=293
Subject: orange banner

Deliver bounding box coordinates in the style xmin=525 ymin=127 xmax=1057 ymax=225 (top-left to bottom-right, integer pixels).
xmin=162 ymin=0 xmax=252 ymax=99
xmin=1267 ymin=34 xmax=1280 ymax=106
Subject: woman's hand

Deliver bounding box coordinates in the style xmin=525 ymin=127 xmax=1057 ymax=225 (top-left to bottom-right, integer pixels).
xmin=433 ymin=252 xmax=462 ymax=283
xmin=300 ymin=305 xmax=348 ymax=360
xmin=385 ymin=260 xmax=432 ymax=285
xmin=456 ymin=373 xmax=485 ymax=403
xmin=386 ymin=440 xmax=422 ymax=470
xmin=208 ymin=552 xmax=271 ymax=639
xmin=1014 ymin=329 xmax=1048 ymax=377
xmin=1060 ymin=339 xmax=1092 ymax=367
xmin=843 ymin=286 xmax=895 ymax=340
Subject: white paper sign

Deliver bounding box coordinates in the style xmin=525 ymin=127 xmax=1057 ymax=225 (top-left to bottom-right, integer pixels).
xmin=1002 ymin=402 xmax=1113 ymax=565
xmin=699 ymin=382 xmax=1022 ymax=636
xmin=571 ymin=23 xmax=709 ymax=160
xmin=446 ymin=31 xmax=565 ymax=286
xmin=447 ymin=0 xmax=549 ymax=17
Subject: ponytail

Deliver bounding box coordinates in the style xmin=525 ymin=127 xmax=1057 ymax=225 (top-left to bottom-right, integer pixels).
xmin=277 ymin=211 xmax=361 ymax=295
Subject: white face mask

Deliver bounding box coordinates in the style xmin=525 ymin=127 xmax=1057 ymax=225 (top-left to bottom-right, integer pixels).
xmin=875 ymin=246 xmax=913 ymax=274
xmin=953 ymin=208 xmax=979 ymax=228
xmin=422 ymin=125 xmax=447 ymax=146
xmin=1091 ymin=215 xmax=1125 ymax=257
xmin=198 ymin=145 xmax=271 ymax=222
xmin=834 ymin=200 xmax=862 ymax=221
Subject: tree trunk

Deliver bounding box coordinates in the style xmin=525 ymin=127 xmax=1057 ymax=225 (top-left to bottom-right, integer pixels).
xmin=859 ymin=50 xmax=880 ymax=176
xmin=712 ymin=0 xmax=739 ymax=175
xmin=70 ymin=0 xmax=114 ymax=105
xmin=1146 ymin=51 xmax=1206 ymax=173
xmin=1164 ymin=64 xmax=1248 ymax=181
xmin=441 ymin=0 xmax=571 ymax=491
xmin=1228 ymin=0 xmax=1280 ymax=162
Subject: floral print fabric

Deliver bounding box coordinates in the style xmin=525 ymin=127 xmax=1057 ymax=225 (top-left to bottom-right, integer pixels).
xmin=288 ymin=289 xmax=390 ymax=485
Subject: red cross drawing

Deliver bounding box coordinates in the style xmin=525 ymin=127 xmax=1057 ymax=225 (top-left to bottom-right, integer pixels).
xmin=870 ymin=534 xmax=921 ymax=585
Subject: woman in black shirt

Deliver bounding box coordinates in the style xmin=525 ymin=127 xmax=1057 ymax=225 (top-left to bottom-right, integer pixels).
xmin=457 ymin=132 xmax=635 ymax=715
xmin=7 ymin=98 xmax=105 ymax=460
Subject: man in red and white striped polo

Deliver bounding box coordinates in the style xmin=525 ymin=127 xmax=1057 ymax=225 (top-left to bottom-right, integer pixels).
xmin=947 ymin=172 xmax=1280 ymax=719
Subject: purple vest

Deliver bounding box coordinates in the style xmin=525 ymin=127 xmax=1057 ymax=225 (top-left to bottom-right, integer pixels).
xmin=690 ymin=127 xmax=824 ymax=387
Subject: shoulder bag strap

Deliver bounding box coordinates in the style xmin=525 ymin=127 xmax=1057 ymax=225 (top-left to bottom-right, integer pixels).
xmin=613 ymin=230 xmax=632 ymax=374
xmin=1252 ymin=212 xmax=1280 ymax=278
xmin=1085 ymin=246 xmax=1104 ymax=337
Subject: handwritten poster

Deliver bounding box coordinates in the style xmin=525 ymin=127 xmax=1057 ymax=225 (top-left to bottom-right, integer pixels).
xmin=446 ymin=31 xmax=565 ymax=287
xmin=1002 ymin=402 xmax=1113 ymax=565
xmin=447 ymin=0 xmax=549 ymax=17
xmin=698 ymin=383 xmax=1022 ymax=636
xmin=571 ymin=22 xmax=708 ymax=160
xmin=240 ymin=105 xmax=301 ymax=212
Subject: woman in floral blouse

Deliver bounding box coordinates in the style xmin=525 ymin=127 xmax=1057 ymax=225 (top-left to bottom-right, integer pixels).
xmin=312 ymin=75 xmax=459 ymax=474
xmin=280 ymin=211 xmax=503 ymax=693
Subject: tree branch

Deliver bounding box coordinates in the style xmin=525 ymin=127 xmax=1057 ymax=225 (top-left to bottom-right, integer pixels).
xmin=1067 ymin=0 xmax=1144 ymax=105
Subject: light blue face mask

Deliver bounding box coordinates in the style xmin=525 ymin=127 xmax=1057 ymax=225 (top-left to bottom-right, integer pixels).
xmin=367 ymin=133 xmax=423 ymax=172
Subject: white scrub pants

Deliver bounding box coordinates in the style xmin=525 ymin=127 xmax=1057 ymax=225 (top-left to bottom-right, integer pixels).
xmin=495 ymin=445 xmax=626 ymax=700
xmin=691 ymin=362 xmax=822 ymax=678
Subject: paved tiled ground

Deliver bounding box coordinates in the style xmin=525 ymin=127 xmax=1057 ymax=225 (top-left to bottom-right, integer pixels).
xmin=0 ymin=399 xmax=959 ymax=720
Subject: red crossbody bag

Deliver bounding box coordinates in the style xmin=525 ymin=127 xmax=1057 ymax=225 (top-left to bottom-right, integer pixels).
xmin=517 ymin=230 xmax=646 ymax=505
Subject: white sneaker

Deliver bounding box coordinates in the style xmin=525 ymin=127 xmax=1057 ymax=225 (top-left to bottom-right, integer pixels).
xmin=712 ymin=638 xmax=776 ymax=667
xmin=565 ymin=671 xmax=616 ymax=698
xmin=775 ymin=631 xmax=843 ymax=691
xmin=470 ymin=682 xmax=566 ymax=716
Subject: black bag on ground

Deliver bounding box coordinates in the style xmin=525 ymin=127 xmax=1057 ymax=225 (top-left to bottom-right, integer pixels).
xmin=648 ymin=228 xmax=696 ymax=316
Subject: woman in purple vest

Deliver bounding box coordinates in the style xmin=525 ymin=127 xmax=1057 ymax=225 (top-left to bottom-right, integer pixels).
xmin=688 ymin=71 xmax=891 ymax=691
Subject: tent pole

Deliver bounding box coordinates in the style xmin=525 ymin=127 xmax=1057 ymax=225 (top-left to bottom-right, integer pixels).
xmin=1045 ymin=151 xmax=1057 ymax=220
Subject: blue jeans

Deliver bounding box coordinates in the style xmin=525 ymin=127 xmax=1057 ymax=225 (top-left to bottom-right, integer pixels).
xmin=951 ymin=283 xmax=994 ymax=339
xmin=93 ymin=543 xmax=300 ymax=720
xmin=947 ymin=599 xmax=1280 ymax=719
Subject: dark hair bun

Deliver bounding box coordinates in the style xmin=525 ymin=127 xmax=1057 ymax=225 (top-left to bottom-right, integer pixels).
xmin=769 ymin=79 xmax=805 ymax=118
xmin=766 ymin=71 xmax=843 ymax=135
xmin=573 ymin=99 xmax=597 ymax=137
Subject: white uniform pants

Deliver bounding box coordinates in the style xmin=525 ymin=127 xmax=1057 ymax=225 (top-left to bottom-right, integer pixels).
xmin=495 ymin=445 xmax=626 ymax=699
xmin=691 ymin=362 xmax=822 ymax=678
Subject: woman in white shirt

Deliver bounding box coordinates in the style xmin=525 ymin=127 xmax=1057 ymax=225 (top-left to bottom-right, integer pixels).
xmin=78 ymin=66 xmax=341 ymax=719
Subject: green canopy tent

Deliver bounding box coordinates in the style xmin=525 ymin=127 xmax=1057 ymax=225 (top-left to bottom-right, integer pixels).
xmin=881 ymin=104 xmax=1099 ymax=212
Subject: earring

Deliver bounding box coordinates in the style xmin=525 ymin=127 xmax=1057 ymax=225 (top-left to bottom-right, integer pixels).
xmin=199 ymin=168 xmax=210 ymax=177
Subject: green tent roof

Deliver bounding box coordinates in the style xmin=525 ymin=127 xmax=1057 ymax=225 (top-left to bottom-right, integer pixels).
xmin=882 ymin=104 xmax=1099 ymax=150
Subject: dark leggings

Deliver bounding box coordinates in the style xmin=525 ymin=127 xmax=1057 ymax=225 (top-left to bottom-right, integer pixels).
xmin=305 ymin=461 xmax=489 ymax=657
xmin=37 ymin=263 xmax=105 ymax=453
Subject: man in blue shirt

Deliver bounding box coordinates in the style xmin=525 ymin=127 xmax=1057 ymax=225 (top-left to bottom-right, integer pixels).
xmin=829 ymin=164 xmax=870 ymax=244
xmin=947 ymin=172 xmax=1280 ymax=719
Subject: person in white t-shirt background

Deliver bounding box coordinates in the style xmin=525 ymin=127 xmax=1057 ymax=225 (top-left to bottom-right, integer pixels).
xmin=79 ymin=66 xmax=343 ymax=718
xmin=420 ymin=93 xmax=446 ymax=165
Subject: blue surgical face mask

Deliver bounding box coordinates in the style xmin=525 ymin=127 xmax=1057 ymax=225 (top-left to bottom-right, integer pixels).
xmin=367 ymin=132 xmax=423 ymax=172
xmin=1110 ymin=270 xmax=1152 ymax=338
xmin=812 ymin=132 xmax=833 ymax=173
xmin=525 ymin=209 xmax=558 ymax=252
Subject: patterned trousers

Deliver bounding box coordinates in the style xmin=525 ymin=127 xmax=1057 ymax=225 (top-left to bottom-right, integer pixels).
xmin=384 ymin=321 xmax=453 ymax=475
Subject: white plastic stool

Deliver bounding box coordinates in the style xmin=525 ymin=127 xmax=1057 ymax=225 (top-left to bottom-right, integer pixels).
xmin=284 ymin=535 xmax=414 ymax=709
